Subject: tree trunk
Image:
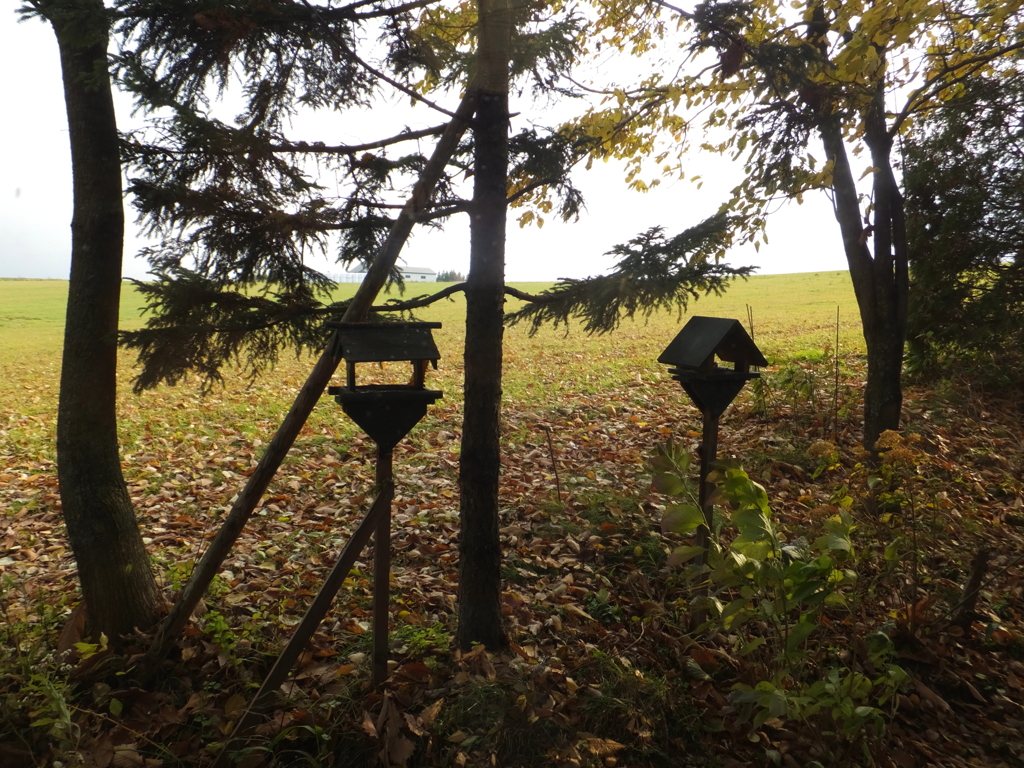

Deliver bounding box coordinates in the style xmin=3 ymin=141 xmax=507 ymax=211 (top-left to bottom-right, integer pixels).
xmin=819 ymin=88 xmax=907 ymax=451
xmin=863 ymin=83 xmax=909 ymax=450
xmin=457 ymin=0 xmax=511 ymax=651
xmin=50 ymin=0 xmax=160 ymax=637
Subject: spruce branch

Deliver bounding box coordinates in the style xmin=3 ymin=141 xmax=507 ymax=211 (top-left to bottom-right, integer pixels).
xmin=120 ymin=273 xmax=475 ymax=391
xmin=504 ymin=213 xmax=754 ymax=336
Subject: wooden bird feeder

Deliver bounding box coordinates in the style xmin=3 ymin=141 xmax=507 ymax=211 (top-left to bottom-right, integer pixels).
xmin=213 ymin=322 xmax=446 ymax=765
xmin=658 ymin=316 xmax=767 ymax=419
xmin=327 ymin=321 xmax=443 ymax=452
xmin=658 ymin=317 xmax=767 ymax=625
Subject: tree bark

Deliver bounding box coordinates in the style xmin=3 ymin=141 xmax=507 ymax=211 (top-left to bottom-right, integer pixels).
xmin=457 ymin=0 xmax=511 ymax=651
xmin=863 ymin=83 xmax=909 ymax=450
xmin=819 ymin=84 xmax=907 ymax=451
xmin=49 ymin=0 xmax=159 ymax=637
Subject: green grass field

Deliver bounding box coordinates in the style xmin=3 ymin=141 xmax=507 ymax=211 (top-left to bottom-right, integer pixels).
xmin=0 ymin=272 xmax=862 ymax=465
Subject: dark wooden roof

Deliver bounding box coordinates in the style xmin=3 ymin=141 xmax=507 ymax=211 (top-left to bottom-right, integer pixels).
xmin=657 ymin=316 xmax=767 ymax=370
xmin=328 ymin=322 xmax=441 ymax=363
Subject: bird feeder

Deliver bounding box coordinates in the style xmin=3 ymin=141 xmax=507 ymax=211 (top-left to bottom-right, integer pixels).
xmin=658 ymin=316 xmax=767 ymax=420
xmin=327 ymin=321 xmax=443 ymax=452
xmin=326 ymin=321 xmax=443 ymax=685
xmin=214 ymin=322 xmax=445 ymax=763
xmin=658 ymin=317 xmax=767 ymax=607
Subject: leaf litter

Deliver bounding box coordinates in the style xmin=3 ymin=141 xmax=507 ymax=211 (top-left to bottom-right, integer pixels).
xmin=1 ymin=349 xmax=1023 ymax=767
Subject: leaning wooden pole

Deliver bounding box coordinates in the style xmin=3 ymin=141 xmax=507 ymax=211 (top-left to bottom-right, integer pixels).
xmin=144 ymin=89 xmax=478 ymax=667
xmin=211 ymin=483 xmax=394 ymax=768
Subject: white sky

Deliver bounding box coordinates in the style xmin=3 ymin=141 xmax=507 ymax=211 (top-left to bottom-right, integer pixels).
xmin=0 ymin=8 xmax=850 ymax=283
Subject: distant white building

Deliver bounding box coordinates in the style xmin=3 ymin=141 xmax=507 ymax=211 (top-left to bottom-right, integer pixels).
xmin=332 ymin=266 xmax=437 ymax=283
xmin=396 ymin=266 xmax=437 ymax=282
xmin=332 ymin=271 xmax=364 ymax=283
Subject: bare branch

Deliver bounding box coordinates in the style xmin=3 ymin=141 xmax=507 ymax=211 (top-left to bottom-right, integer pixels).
xmin=271 ymin=124 xmax=447 ymax=154
xmin=372 ymin=282 xmax=468 ymax=310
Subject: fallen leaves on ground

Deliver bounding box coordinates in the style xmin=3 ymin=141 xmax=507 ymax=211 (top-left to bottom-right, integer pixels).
xmin=1 ymin=357 xmax=1023 ymax=768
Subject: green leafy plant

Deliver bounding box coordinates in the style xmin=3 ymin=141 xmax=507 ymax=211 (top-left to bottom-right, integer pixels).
xmin=856 ymin=430 xmax=934 ymax=636
xmin=807 ymin=439 xmax=841 ymax=479
xmin=584 ymin=588 xmax=622 ymax=625
xmin=202 ymin=609 xmax=238 ymax=652
xmin=654 ymin=447 xmax=907 ymax=754
xmin=394 ymin=623 xmax=450 ymax=658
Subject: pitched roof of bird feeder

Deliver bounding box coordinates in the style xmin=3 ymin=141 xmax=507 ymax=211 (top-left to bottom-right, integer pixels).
xmin=657 ymin=316 xmax=767 ymax=372
xmin=327 ymin=322 xmax=441 ymax=363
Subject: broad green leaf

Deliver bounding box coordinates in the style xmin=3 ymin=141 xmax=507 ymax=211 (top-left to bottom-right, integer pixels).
xmin=667 ymin=545 xmax=706 ymax=567
xmin=721 ymin=597 xmax=751 ymax=623
xmin=74 ymin=641 xmax=100 ymax=657
xmin=753 ymin=705 xmax=773 ymax=729
xmin=738 ymin=636 xmax=766 ymax=656
xmin=825 ymin=531 xmax=852 ymax=552
xmin=785 ymin=621 xmax=816 ymax=653
xmin=884 ymin=539 xmax=900 ymax=561
xmin=732 ymin=538 xmax=774 ymax=561
xmin=790 ymin=579 xmax=827 ymax=603
xmin=652 ymin=473 xmax=686 ymax=496
xmin=767 ymin=688 xmax=789 ymax=717
xmin=661 ymin=504 xmax=704 ymax=535
xmin=733 ymin=507 xmax=772 ymax=541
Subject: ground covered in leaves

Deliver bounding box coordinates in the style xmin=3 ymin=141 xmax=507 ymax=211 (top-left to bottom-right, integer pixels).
xmin=2 ymin=288 xmax=1024 ymax=768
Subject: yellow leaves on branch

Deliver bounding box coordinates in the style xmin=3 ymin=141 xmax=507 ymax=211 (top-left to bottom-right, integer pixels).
xmin=558 ymin=0 xmax=1023 ymax=223
xmin=577 ymin=108 xmax=628 ymax=143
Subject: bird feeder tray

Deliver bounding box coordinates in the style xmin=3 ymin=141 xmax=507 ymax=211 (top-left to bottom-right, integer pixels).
xmin=326 ymin=322 xmax=443 ymax=452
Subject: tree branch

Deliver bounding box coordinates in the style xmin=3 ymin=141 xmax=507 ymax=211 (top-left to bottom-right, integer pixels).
xmin=270 ymin=123 xmax=447 ymax=154
xmin=299 ymin=0 xmax=465 ymax=121
xmin=893 ymin=40 xmax=1024 ymax=137
xmin=504 ymin=285 xmax=559 ymax=303
xmin=373 ymin=282 xmax=468 ymax=310
xmin=504 ymin=216 xmax=752 ymax=336
xmin=345 ymin=0 xmax=437 ymax=20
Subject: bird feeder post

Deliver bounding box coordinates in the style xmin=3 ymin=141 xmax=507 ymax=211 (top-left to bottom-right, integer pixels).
xmin=695 ymin=409 xmax=719 ymax=556
xmin=326 ymin=321 xmax=443 ymax=686
xmin=373 ymin=445 xmax=393 ymax=687
xmin=658 ymin=317 xmax=767 ymax=627
xmin=212 ymin=322 xmax=443 ymax=766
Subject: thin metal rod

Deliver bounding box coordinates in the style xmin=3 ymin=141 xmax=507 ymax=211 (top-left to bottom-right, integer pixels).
xmin=213 ymin=483 xmax=394 ymax=768
xmin=372 ymin=448 xmax=394 ymax=687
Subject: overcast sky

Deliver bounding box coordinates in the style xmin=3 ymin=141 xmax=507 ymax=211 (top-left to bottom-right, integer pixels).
xmin=0 ymin=8 xmax=850 ymax=283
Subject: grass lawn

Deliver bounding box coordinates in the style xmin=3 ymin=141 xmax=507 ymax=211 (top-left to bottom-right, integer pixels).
xmin=0 ymin=271 xmax=862 ymax=428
